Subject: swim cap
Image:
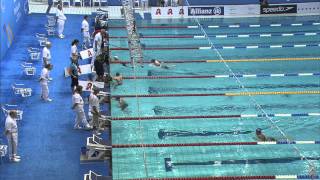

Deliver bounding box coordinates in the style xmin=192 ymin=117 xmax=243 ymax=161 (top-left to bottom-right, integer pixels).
xmin=256 ymin=128 xmax=262 ymax=133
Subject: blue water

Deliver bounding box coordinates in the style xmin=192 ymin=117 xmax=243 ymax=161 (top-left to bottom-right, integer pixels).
xmin=110 ymin=16 xmax=320 ymax=179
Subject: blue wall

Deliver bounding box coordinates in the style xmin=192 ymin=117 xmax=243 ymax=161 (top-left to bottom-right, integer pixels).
xmin=0 ymin=0 xmax=29 ymax=60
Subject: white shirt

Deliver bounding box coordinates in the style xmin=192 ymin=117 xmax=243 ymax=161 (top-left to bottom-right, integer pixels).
xmin=82 ymin=19 xmax=89 ymax=32
xmin=5 ymin=116 xmax=18 ymax=134
xmin=72 ymin=92 xmax=84 ymax=111
xmin=40 ymin=68 xmax=49 ymax=85
xmin=89 ymin=93 xmax=100 ymax=113
xmin=70 ymin=45 xmax=78 ymax=58
xmin=42 ymin=47 xmax=51 ymax=60
xmin=56 ymin=9 xmax=67 ymax=21
xmin=93 ymin=32 xmax=102 ymax=55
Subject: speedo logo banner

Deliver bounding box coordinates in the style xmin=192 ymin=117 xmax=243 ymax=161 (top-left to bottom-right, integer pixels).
xmin=261 ymin=4 xmax=297 ymax=14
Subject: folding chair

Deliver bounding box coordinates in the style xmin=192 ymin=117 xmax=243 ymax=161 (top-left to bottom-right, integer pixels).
xmin=21 ymin=62 xmax=36 ymax=76
xmin=27 ymin=47 xmax=41 ymax=60
xmin=12 ymin=83 xmax=32 ymax=97
xmin=1 ymin=104 xmax=23 ymax=120
xmin=36 ymin=33 xmax=48 ymax=47
xmin=93 ymin=0 xmax=101 ymax=6
xmin=45 ymin=25 xmax=56 ymax=36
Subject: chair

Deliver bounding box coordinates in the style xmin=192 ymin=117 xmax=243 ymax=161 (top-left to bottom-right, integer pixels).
xmin=12 ymin=83 xmax=32 ymax=97
xmin=134 ymin=0 xmax=140 ymax=8
xmin=74 ymin=0 xmax=82 ymax=6
xmin=36 ymin=33 xmax=48 ymax=47
xmin=100 ymin=0 xmax=108 ymax=6
xmin=1 ymin=104 xmax=23 ymax=120
xmin=27 ymin=47 xmax=41 ymax=60
xmin=62 ymin=0 xmax=71 ymax=7
xmin=21 ymin=62 xmax=36 ymax=76
xmin=93 ymin=0 xmax=101 ymax=6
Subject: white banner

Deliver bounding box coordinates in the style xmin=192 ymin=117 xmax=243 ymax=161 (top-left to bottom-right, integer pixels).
xmin=80 ymin=48 xmax=94 ymax=59
xmin=151 ymin=6 xmax=187 ymax=19
xmin=79 ymin=81 xmax=104 ymax=92
xmin=224 ymin=5 xmax=260 ymax=16
xmin=297 ymin=2 xmax=320 ymax=14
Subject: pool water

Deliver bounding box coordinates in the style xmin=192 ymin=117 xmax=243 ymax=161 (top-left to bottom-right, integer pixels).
xmin=109 ymin=15 xmax=320 ymax=179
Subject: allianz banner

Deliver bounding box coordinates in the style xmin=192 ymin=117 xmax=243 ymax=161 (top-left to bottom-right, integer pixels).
xmin=261 ymin=4 xmax=297 ymax=14
xmin=188 ymin=6 xmax=224 ymax=16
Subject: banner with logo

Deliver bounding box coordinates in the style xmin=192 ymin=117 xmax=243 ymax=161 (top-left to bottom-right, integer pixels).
xmin=261 ymin=4 xmax=297 ymax=14
xmin=151 ymin=7 xmax=187 ymax=19
xmin=188 ymin=6 xmax=224 ymax=16
xmin=0 ymin=0 xmax=29 ymax=60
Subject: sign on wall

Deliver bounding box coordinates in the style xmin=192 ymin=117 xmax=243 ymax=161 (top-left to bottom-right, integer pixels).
xmin=297 ymin=2 xmax=320 ymax=14
xmin=224 ymin=5 xmax=259 ymax=16
xmin=151 ymin=7 xmax=187 ymax=18
xmin=261 ymin=4 xmax=297 ymax=14
xmin=188 ymin=6 xmax=224 ymax=16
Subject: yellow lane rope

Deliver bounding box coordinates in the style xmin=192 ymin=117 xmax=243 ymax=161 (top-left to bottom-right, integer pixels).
xmin=226 ymin=91 xmax=320 ymax=96
xmin=206 ymin=57 xmax=320 ymax=63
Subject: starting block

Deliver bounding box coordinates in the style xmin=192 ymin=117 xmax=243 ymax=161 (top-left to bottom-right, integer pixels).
xmin=1 ymin=104 xmax=23 ymax=120
xmin=47 ymin=15 xmax=56 ymax=26
xmin=12 ymin=83 xmax=32 ymax=97
xmin=83 ymin=171 xmax=112 ymax=180
xmin=36 ymin=33 xmax=48 ymax=47
xmin=28 ymin=47 xmax=41 ymax=60
xmin=81 ymin=134 xmax=111 ymax=162
xmin=45 ymin=25 xmax=55 ymax=36
xmin=21 ymin=62 xmax=36 ymax=76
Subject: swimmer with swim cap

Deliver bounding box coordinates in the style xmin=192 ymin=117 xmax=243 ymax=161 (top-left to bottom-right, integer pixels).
xmin=256 ymin=128 xmax=276 ymax=141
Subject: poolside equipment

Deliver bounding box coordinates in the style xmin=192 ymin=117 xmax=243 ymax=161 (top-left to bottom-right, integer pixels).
xmin=83 ymin=170 xmax=111 ymax=180
xmin=1 ymin=104 xmax=23 ymax=120
xmin=82 ymin=134 xmax=111 ymax=161
xmin=45 ymin=24 xmax=55 ymax=36
xmin=21 ymin=62 xmax=36 ymax=76
xmin=35 ymin=33 xmax=48 ymax=47
xmin=12 ymin=83 xmax=32 ymax=97
xmin=27 ymin=47 xmax=41 ymax=60
xmin=46 ymin=15 xmax=56 ymax=26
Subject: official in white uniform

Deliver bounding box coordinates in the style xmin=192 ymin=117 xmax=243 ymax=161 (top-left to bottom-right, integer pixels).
xmin=92 ymin=29 xmax=107 ymax=65
xmin=81 ymin=15 xmax=91 ymax=49
xmin=72 ymin=86 xmax=92 ymax=129
xmin=88 ymin=87 xmax=101 ymax=134
xmin=70 ymin=39 xmax=79 ymax=61
xmin=56 ymin=4 xmax=67 ymax=38
xmin=5 ymin=111 xmax=20 ymax=162
xmin=42 ymin=42 xmax=52 ymax=66
xmin=40 ymin=64 xmax=53 ymax=102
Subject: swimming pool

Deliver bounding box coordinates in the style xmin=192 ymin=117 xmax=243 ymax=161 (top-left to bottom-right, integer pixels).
xmin=109 ymin=15 xmax=320 ymax=179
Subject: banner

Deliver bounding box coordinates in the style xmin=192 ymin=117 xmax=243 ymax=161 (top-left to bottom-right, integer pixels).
xmin=260 ymin=4 xmax=297 ymax=14
xmin=224 ymin=5 xmax=259 ymax=16
xmin=188 ymin=6 xmax=224 ymax=16
xmin=297 ymin=2 xmax=320 ymax=14
xmin=151 ymin=7 xmax=187 ymax=19
xmin=0 ymin=0 xmax=29 ymax=60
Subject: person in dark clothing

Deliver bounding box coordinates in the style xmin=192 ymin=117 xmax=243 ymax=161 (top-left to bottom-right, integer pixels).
xmin=94 ymin=55 xmax=105 ymax=81
xmin=70 ymin=58 xmax=79 ymax=92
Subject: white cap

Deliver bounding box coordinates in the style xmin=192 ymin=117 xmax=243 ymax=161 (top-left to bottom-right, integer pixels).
xmin=46 ymin=41 xmax=51 ymax=46
xmin=114 ymin=56 xmax=119 ymax=59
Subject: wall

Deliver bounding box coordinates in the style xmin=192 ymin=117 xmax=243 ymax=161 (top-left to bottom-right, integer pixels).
xmin=0 ymin=0 xmax=29 ymax=60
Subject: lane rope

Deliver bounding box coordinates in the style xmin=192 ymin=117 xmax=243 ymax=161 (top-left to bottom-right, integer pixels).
xmin=111 ymin=112 xmax=320 ymax=121
xmin=122 ymin=72 xmax=320 ymax=79
xmin=112 ymin=91 xmax=320 ymax=98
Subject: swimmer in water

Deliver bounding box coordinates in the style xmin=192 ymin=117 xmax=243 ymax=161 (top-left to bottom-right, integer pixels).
xmin=113 ymin=72 xmax=123 ymax=86
xmin=115 ymin=97 xmax=128 ymax=111
xmin=150 ymin=59 xmax=174 ymax=69
xmin=256 ymin=128 xmax=276 ymax=141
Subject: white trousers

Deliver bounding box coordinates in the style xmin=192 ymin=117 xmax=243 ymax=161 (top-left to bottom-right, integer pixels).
xmin=57 ymin=19 xmax=65 ymax=36
xmin=74 ymin=108 xmax=90 ymax=128
xmin=6 ymin=132 xmax=18 ymax=159
xmin=41 ymin=83 xmax=49 ymax=100
xmin=83 ymin=31 xmax=91 ymax=49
